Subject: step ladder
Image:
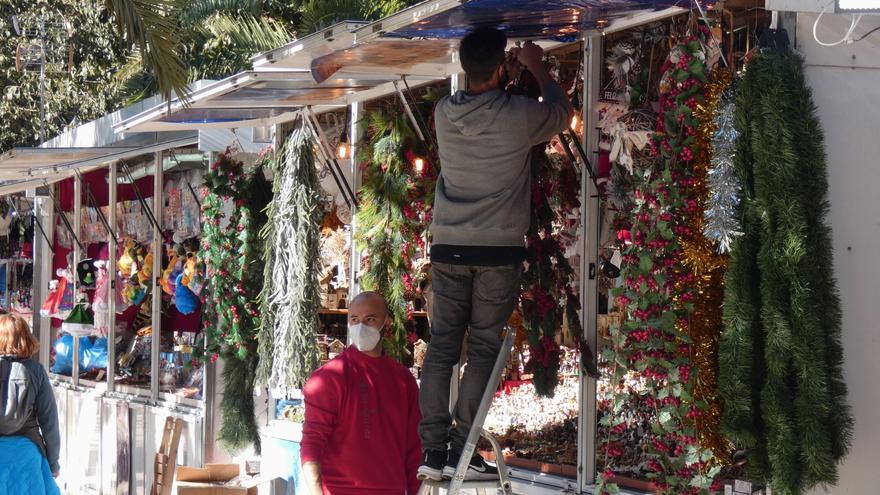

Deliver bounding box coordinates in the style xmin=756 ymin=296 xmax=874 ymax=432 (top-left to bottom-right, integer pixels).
xmin=419 ymin=328 xmax=516 ymax=495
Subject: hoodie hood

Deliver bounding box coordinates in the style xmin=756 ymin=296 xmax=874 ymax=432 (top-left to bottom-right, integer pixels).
xmin=439 ymin=89 xmax=509 ymax=137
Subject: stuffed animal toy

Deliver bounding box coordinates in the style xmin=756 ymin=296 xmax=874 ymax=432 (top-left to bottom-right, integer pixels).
xmin=161 ymin=252 xmax=180 ymax=296
xmin=174 ymin=272 xmax=199 ymax=315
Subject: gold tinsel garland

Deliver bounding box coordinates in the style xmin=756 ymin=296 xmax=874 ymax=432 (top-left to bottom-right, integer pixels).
xmin=679 ymin=69 xmax=733 ymax=461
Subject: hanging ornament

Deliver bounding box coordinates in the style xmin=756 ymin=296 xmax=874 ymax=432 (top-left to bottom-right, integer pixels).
xmin=703 ymin=94 xmax=742 ymax=253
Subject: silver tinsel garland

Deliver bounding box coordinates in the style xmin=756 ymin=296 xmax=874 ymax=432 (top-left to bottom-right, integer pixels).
xmin=703 ymin=95 xmax=743 ymax=253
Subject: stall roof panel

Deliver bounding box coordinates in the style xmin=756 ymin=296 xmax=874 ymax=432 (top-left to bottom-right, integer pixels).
xmin=385 ymin=0 xmax=693 ymax=40
xmin=310 ymin=38 xmax=460 ymax=83
xmin=0 ymin=136 xmax=198 ymax=196
xmin=0 ymin=147 xmax=138 ymax=179
xmin=115 ymin=70 xmax=442 ymax=133
xmin=305 ymin=0 xmax=690 ymax=81
xmin=0 ymin=174 xmax=76 ymax=195
xmin=252 ymin=22 xmax=367 ymax=70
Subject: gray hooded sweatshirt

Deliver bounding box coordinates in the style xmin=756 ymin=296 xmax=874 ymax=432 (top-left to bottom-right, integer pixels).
xmin=430 ymin=83 xmax=570 ymax=247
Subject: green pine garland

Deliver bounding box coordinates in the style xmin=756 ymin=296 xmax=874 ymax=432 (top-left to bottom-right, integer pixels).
xmin=355 ymin=107 xmax=435 ymax=362
xmin=198 ymin=152 xmax=271 ymax=453
xmin=718 ymin=46 xmax=853 ymax=494
xmin=255 ymin=125 xmax=323 ymax=396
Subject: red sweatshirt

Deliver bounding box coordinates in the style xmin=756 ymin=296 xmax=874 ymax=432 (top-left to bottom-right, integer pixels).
xmin=301 ymin=347 xmax=422 ymax=495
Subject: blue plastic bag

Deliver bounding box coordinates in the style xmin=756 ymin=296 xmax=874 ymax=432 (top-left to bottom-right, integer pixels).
xmin=51 ymin=335 xmax=93 ymax=375
xmin=82 ymin=337 xmax=108 ymax=372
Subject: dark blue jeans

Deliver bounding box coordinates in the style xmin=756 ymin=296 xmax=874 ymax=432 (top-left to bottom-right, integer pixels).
xmin=418 ymin=262 xmax=521 ymax=453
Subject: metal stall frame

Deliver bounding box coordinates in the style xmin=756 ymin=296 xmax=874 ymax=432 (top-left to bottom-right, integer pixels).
xmin=577 ymin=33 xmax=603 ymax=494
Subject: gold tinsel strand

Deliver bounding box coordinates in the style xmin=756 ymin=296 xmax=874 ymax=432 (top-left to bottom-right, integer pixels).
xmin=680 ymin=69 xmax=734 ymax=462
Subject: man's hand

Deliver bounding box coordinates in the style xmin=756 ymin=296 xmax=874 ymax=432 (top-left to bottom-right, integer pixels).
xmin=517 ymin=41 xmax=545 ymax=72
xmin=504 ymin=49 xmax=524 ymax=82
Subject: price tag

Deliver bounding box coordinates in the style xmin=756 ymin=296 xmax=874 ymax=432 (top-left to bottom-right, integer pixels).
xmin=734 ymin=480 xmax=752 ymax=494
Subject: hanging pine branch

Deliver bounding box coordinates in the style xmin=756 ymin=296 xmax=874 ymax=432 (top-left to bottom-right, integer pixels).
xmin=718 ymin=45 xmax=853 ymax=495
xmin=256 ymin=124 xmax=323 ymax=396
xmin=355 ymin=107 xmax=435 ymax=362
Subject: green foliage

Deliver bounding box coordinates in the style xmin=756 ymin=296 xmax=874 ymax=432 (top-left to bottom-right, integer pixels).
xmin=0 ymin=0 xmax=127 ymax=152
xmin=178 ymin=0 xmax=261 ymax=27
xmin=105 ymin=0 xmax=188 ymax=100
xmin=601 ymin=34 xmax=717 ymax=494
xmin=520 ymin=145 xmax=586 ymax=397
xmin=718 ymin=46 xmax=853 ymax=495
xmin=256 ymin=126 xmax=323 ymax=396
xmin=118 ymin=0 xmax=292 ymax=102
xmin=298 ymin=0 xmax=418 ymax=34
xmin=355 ymin=106 xmax=435 ymax=362
xmin=218 ymin=347 xmax=261 ymax=453
xmin=198 ymin=153 xmax=271 ymax=453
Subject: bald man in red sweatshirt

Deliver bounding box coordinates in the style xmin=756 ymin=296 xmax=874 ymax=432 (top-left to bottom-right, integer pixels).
xmin=301 ymin=292 xmax=422 ymax=495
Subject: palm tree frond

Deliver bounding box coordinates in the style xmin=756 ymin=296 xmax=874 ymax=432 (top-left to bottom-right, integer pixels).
xmin=299 ymin=0 xmax=365 ymax=34
xmin=179 ymin=0 xmax=263 ymax=27
xmin=105 ymin=0 xmax=189 ymax=101
xmin=113 ymin=51 xmax=145 ymax=87
xmin=200 ymin=13 xmax=293 ymax=53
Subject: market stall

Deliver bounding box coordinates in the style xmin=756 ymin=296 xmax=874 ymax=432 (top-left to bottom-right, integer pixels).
xmin=0 ymin=88 xmax=276 ymax=494
xmin=111 ymin=1 xmax=850 ymax=494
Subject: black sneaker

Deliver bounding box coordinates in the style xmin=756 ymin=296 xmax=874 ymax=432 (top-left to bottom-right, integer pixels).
xmin=442 ymin=451 xmax=500 ymax=481
xmin=417 ymin=449 xmax=448 ymax=481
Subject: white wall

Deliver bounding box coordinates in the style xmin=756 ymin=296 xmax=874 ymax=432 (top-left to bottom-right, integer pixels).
xmin=795 ymin=12 xmax=880 ymax=495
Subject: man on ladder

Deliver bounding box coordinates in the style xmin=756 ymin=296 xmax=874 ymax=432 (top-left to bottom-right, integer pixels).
xmin=418 ymin=27 xmax=572 ymax=484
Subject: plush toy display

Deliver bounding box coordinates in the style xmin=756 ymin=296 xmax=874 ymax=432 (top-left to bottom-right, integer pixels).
xmin=174 ymin=272 xmax=199 ymax=315
xmin=161 ymin=252 xmax=181 ymax=296
xmin=77 ymin=258 xmax=98 ymax=288
xmin=62 ymin=303 xmax=95 ymax=337
xmin=92 ymin=261 xmax=110 ymax=336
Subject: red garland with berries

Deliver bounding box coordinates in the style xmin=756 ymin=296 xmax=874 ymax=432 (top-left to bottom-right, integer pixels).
xmin=599 ymin=31 xmax=721 ymax=494
xmin=197 ymin=151 xmax=271 ymax=453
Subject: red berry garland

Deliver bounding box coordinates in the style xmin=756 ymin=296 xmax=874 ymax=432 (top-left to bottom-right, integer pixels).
xmin=599 ymin=31 xmax=721 ymax=494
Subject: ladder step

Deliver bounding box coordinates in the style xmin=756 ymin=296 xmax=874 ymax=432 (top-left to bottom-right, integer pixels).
xmin=421 ymin=479 xmax=509 ymax=489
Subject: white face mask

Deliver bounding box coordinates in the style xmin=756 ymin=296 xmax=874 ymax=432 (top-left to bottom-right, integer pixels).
xmin=348 ymin=322 xmax=383 ymax=352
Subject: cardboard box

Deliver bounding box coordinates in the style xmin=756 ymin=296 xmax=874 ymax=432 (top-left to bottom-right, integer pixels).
xmin=176 ymin=464 xmax=257 ymax=495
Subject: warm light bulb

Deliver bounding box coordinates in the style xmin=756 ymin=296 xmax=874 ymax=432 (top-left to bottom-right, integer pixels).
xmin=538 ymin=96 xmax=544 ymax=102
xmin=337 ymin=131 xmax=350 ymax=159
xmin=337 ymin=143 xmax=350 ymax=159
xmin=414 ymin=157 xmax=425 ymax=173
xmin=571 ymin=115 xmax=579 ymax=130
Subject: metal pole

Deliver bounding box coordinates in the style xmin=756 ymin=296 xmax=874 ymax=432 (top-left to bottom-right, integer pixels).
xmin=577 ymin=34 xmax=602 ymax=492
xmin=393 ymin=80 xmax=427 ymax=143
xmin=107 ymin=162 xmax=118 ymax=393
xmin=150 ymin=152 xmax=163 ymax=400
xmin=348 ymin=102 xmax=361 ymax=296
xmin=33 ymin=193 xmax=54 ymax=368
xmin=72 ymin=172 xmax=82 ymax=387
xmin=39 ymin=16 xmax=46 ymax=144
